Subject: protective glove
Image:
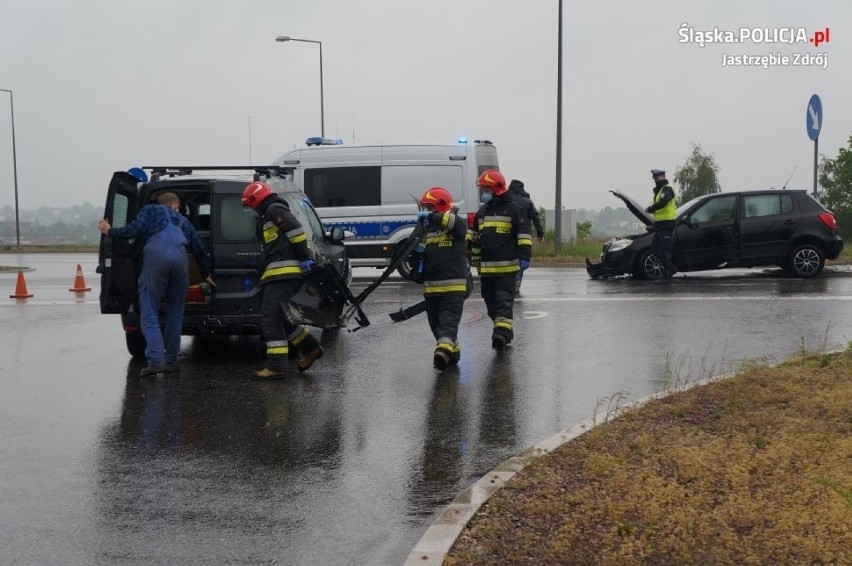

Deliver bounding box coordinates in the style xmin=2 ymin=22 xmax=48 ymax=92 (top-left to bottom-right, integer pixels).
xmin=417 ymin=211 xmax=431 ymax=224
xmin=519 ymin=259 xmax=530 ymax=271
xmin=300 ymin=259 xmax=316 ymax=274
xmin=414 ymin=242 xmax=425 ymax=253
xmin=645 ymin=205 xmax=653 ymax=214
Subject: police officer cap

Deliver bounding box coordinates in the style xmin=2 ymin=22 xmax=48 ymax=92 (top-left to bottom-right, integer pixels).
xmin=651 ymin=169 xmax=666 ymax=177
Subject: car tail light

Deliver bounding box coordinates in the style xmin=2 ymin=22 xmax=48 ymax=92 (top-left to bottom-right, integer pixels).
xmin=819 ymin=211 xmax=838 ymax=231
xmin=467 ymin=212 xmax=477 ymax=229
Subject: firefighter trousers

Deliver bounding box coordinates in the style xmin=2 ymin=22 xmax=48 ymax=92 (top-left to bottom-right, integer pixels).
xmin=480 ymin=275 xmax=516 ymax=342
xmin=425 ymin=294 xmax=465 ymax=362
xmin=260 ymin=279 xmax=320 ymax=370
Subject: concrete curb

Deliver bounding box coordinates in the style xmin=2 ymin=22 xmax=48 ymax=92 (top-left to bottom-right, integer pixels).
xmin=403 ymin=371 xmax=740 ymax=565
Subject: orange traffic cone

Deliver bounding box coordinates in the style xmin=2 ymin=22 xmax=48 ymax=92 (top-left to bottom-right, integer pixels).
xmin=10 ymin=270 xmax=34 ymax=298
xmin=69 ymin=264 xmax=91 ymax=292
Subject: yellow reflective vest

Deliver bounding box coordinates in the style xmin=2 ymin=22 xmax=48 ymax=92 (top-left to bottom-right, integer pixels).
xmin=653 ymin=185 xmax=677 ymax=222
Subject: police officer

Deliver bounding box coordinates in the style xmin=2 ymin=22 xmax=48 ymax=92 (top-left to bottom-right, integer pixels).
xmin=411 ymin=187 xmax=470 ymax=370
xmin=469 ymin=170 xmax=532 ymax=350
xmin=242 ymin=181 xmax=324 ymax=379
xmin=644 ymin=169 xmax=677 ymax=279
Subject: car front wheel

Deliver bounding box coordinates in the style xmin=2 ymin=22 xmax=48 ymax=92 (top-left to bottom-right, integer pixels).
xmin=634 ymin=249 xmax=666 ymax=280
xmin=786 ymin=244 xmax=825 ymax=278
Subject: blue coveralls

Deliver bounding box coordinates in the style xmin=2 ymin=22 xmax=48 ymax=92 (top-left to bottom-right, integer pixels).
xmin=108 ymin=204 xmax=210 ymax=367
xmin=138 ymin=221 xmax=189 ymax=366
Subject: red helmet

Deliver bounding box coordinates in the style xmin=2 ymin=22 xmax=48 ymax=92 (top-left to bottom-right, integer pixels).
xmin=420 ymin=187 xmax=454 ymax=213
xmin=477 ymin=169 xmax=507 ymax=196
xmin=242 ymin=181 xmax=273 ymax=209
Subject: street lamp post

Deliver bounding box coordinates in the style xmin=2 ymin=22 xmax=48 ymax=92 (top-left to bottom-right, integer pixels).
xmin=275 ymin=36 xmax=324 ymax=138
xmin=0 ymin=88 xmax=20 ymax=249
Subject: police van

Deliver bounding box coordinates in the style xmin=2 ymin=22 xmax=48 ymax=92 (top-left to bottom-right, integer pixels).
xmin=272 ymin=138 xmax=499 ymax=278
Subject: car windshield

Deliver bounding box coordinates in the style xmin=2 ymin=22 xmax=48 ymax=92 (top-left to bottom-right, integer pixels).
xmin=286 ymin=194 xmax=326 ymax=243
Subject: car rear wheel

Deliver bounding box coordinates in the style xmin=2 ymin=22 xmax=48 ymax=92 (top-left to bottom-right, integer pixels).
xmin=634 ymin=249 xmax=666 ymax=280
xmin=125 ymin=331 xmax=146 ymax=358
xmin=786 ymin=244 xmax=825 ymax=278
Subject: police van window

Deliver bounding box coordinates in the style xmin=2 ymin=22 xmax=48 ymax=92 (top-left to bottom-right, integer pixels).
xmin=112 ymin=193 xmax=130 ymax=229
xmin=304 ymin=167 xmax=381 ymax=207
xmin=381 ymin=165 xmax=465 ymax=205
xmin=219 ymin=196 xmax=256 ymax=241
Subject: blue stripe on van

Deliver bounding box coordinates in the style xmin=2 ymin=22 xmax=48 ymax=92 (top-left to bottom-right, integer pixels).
xmin=324 ymin=219 xmax=415 ymax=239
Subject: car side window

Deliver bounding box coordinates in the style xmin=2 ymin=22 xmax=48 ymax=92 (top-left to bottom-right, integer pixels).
xmin=690 ymin=195 xmax=737 ymax=223
xmin=743 ymin=194 xmax=793 ymax=218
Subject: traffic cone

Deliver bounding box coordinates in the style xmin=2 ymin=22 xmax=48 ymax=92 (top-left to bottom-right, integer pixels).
xmin=10 ymin=270 xmax=33 ymax=298
xmin=69 ymin=264 xmax=91 ymax=292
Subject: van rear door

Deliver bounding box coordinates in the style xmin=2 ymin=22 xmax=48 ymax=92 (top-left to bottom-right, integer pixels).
xmin=99 ymin=171 xmax=142 ymax=314
xmin=208 ymin=187 xmax=264 ymax=316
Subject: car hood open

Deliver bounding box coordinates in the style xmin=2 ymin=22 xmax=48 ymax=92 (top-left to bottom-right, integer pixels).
xmin=610 ymin=190 xmax=653 ymax=227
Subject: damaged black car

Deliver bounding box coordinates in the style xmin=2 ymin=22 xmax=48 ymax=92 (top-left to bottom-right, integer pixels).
xmin=586 ymin=189 xmax=843 ymax=280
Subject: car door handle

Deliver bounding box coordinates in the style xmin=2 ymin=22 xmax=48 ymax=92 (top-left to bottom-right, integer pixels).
xmin=783 ymin=219 xmax=795 ymax=224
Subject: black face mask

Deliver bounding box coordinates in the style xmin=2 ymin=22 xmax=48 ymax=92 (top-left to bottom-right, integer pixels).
xmin=654 ymin=178 xmax=668 ymax=188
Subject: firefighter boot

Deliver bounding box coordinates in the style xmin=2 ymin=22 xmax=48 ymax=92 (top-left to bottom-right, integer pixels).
xmin=297 ymin=346 xmax=325 ymax=373
xmin=491 ymin=333 xmax=507 ymax=351
xmin=254 ymin=367 xmax=288 ymax=380
xmin=433 ymin=350 xmax=450 ymax=371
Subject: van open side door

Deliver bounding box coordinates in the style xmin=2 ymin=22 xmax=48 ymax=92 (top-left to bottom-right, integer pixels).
xmin=99 ymin=171 xmax=142 ymax=314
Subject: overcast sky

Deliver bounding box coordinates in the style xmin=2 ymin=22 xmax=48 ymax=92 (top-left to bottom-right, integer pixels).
xmin=0 ymin=0 xmax=849 ymax=214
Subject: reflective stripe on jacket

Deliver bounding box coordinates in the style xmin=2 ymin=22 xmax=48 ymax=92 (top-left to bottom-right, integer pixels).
xmin=258 ymin=200 xmax=309 ymax=284
xmin=470 ymin=193 xmax=531 ymax=277
xmin=420 ymin=210 xmax=470 ymax=297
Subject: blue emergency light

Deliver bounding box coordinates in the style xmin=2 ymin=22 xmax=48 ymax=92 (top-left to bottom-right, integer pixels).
xmin=306 ymin=137 xmax=343 ymax=146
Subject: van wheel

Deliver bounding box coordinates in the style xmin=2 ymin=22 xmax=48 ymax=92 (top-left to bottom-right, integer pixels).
xmin=786 ymin=244 xmax=824 ymax=278
xmin=396 ymin=250 xmax=417 ymax=280
xmin=125 ymin=331 xmax=146 ymax=358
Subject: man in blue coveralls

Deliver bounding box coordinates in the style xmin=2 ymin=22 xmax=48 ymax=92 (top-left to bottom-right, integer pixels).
xmin=99 ymin=192 xmax=214 ymax=376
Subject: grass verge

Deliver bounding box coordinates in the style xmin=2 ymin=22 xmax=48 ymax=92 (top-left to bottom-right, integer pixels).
xmin=446 ymin=349 xmax=852 ymax=565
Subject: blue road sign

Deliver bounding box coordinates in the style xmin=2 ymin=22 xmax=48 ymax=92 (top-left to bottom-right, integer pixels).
xmin=806 ymin=94 xmax=822 ymax=141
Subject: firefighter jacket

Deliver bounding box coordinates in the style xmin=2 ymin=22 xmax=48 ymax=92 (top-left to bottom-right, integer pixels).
xmin=255 ymin=196 xmax=310 ymax=284
xmin=417 ymin=209 xmax=470 ymax=297
xmin=468 ymin=193 xmax=532 ymax=277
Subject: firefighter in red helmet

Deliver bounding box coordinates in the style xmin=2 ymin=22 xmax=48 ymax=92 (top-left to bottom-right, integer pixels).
xmin=469 ymin=170 xmax=532 ymax=350
xmin=411 ymin=187 xmax=470 ymax=370
xmin=241 ymin=181 xmax=325 ymax=379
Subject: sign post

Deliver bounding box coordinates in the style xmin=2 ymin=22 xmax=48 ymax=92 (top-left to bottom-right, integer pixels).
xmin=806 ymin=94 xmax=822 ymax=198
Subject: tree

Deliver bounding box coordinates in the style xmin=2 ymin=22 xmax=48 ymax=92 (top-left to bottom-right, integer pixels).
xmin=576 ymin=220 xmax=592 ymax=240
xmin=818 ymin=134 xmax=852 ymax=238
xmin=673 ymin=143 xmax=721 ymax=203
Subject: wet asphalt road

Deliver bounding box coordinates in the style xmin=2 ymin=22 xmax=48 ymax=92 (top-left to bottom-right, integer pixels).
xmin=2 ymin=254 xmax=851 ymax=565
